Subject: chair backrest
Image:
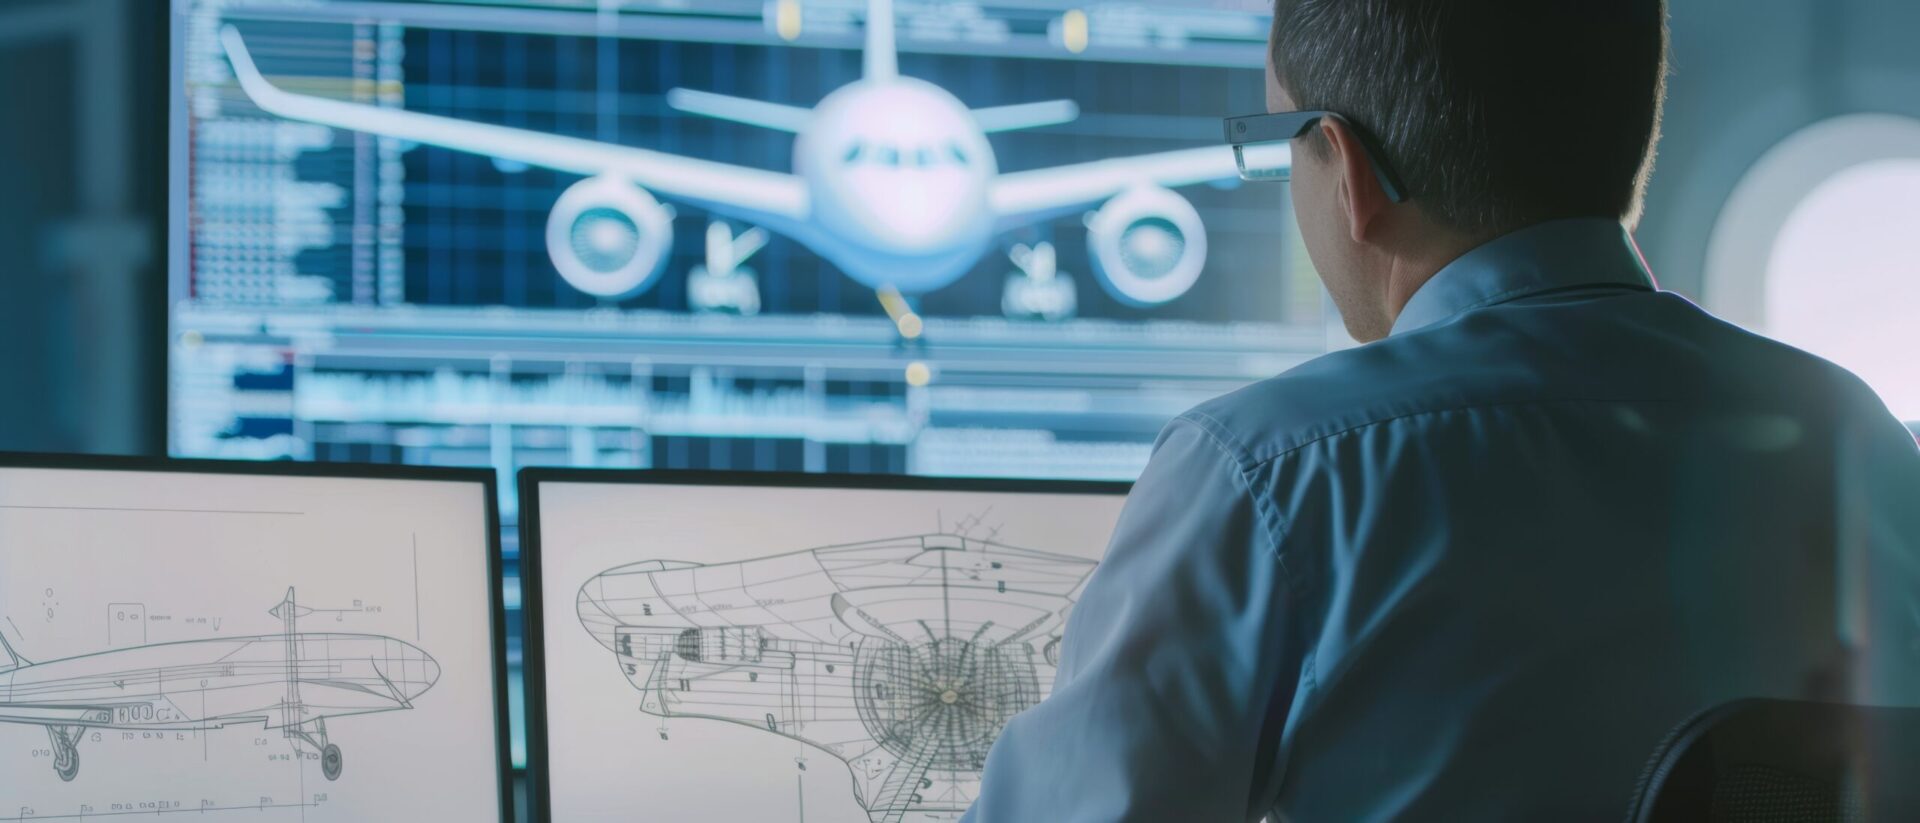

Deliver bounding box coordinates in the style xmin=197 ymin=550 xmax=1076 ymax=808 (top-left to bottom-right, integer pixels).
xmin=1626 ymin=699 xmax=1920 ymax=823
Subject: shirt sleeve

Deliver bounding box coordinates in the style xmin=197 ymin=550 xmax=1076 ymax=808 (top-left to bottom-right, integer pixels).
xmin=964 ymin=418 xmax=1295 ymax=822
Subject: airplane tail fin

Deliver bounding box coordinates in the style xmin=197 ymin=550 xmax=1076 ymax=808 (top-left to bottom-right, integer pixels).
xmin=0 ymin=628 xmax=30 ymax=672
xmin=269 ymin=587 xmax=311 ymax=635
xmin=864 ymin=0 xmax=897 ymax=81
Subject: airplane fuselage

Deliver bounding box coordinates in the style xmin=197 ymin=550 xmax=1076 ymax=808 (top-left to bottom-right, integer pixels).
xmin=0 ymin=633 xmax=438 ymax=731
xmin=791 ymin=77 xmax=999 ymax=295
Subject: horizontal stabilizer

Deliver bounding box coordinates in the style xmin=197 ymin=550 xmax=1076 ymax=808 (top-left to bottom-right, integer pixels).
xmin=973 ymin=100 xmax=1081 ymax=133
xmin=665 ymin=88 xmax=811 ymax=133
xmin=269 ymin=587 xmax=312 ymax=622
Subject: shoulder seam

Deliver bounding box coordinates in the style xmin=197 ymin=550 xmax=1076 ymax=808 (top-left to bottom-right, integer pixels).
xmin=1173 ymin=410 xmax=1256 ymax=471
xmin=1171 ymin=412 xmax=1300 ymax=592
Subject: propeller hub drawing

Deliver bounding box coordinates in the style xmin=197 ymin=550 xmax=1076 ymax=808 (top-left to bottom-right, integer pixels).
xmin=856 ymin=636 xmax=1041 ymax=771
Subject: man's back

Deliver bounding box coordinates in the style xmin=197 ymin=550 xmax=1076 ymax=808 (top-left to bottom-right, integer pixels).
xmin=967 ymin=221 xmax=1920 ymax=821
xmin=1211 ymin=284 xmax=1915 ymax=817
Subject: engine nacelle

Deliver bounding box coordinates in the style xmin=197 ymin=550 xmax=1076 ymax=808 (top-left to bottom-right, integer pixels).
xmin=1085 ymin=185 xmax=1209 ymax=307
xmin=544 ymin=175 xmax=674 ymax=299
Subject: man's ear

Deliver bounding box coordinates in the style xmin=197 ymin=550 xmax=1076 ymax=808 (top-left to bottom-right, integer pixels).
xmin=1319 ymin=117 xmax=1392 ymax=243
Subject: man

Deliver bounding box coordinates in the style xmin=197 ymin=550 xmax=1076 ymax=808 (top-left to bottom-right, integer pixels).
xmin=966 ymin=1 xmax=1920 ymax=820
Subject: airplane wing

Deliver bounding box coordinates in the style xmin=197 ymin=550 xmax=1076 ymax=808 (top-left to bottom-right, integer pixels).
xmin=988 ymin=145 xmax=1251 ymax=227
xmin=973 ymin=100 xmax=1080 ymax=133
xmin=219 ymin=27 xmax=809 ymax=224
xmin=665 ymin=88 xmax=812 ymax=133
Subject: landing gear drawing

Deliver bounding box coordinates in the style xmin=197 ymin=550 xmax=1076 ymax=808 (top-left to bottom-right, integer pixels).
xmin=688 ymin=221 xmax=767 ymax=316
xmin=46 ymin=724 xmax=81 ymax=782
xmin=1001 ymin=242 xmax=1077 ymax=321
xmin=0 ymin=589 xmax=438 ymax=782
xmin=288 ymin=716 xmax=345 ymax=782
xmin=576 ymin=532 xmax=1098 ymax=822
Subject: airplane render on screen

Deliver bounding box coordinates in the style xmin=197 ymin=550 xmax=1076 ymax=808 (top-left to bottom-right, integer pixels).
xmin=0 ymin=589 xmax=438 ymax=784
xmin=216 ymin=0 xmax=1271 ymax=315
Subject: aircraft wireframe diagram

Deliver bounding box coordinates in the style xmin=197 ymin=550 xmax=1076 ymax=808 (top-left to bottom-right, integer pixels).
xmin=214 ymin=0 xmax=1261 ymax=317
xmin=575 ymin=531 xmax=1098 ymax=823
xmin=0 ymin=589 xmax=439 ymax=784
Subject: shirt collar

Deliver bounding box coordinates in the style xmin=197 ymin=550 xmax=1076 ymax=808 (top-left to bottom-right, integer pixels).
xmin=1389 ymin=218 xmax=1657 ymax=337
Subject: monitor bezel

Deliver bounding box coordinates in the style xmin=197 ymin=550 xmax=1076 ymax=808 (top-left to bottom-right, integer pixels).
xmin=0 ymin=451 xmax=516 ymax=823
xmin=517 ymin=467 xmax=1132 ymax=822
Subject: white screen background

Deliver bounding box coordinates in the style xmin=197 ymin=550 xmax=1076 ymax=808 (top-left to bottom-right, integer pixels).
xmin=534 ymin=481 xmax=1125 ymax=822
xmin=0 ymin=467 xmax=503 ymax=822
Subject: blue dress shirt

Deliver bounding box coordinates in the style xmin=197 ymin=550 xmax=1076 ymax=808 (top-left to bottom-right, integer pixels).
xmin=965 ymin=219 xmax=1920 ymax=821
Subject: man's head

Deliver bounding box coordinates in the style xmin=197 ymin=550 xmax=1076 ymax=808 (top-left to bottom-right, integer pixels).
xmin=1267 ymin=0 xmax=1669 ymax=341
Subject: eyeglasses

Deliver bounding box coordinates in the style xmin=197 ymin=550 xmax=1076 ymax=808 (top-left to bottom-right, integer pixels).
xmin=1222 ymin=110 xmax=1408 ymax=203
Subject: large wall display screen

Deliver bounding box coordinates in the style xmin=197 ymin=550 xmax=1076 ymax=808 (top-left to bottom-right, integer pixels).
xmin=169 ymin=0 xmax=1319 ymax=488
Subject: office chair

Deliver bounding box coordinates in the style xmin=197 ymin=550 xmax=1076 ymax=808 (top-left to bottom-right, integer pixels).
xmin=1625 ymin=698 xmax=1920 ymax=822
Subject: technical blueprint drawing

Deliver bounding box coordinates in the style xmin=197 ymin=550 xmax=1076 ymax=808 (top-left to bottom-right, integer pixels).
xmin=576 ymin=532 xmax=1098 ymax=822
xmin=0 ymin=588 xmax=438 ymax=784
xmin=0 ymin=466 xmax=502 ymax=821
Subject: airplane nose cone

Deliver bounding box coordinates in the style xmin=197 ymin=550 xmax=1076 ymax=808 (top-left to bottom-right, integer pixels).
xmin=578 ymin=575 xmax=622 ymax=637
xmin=406 ymin=644 xmax=441 ymax=700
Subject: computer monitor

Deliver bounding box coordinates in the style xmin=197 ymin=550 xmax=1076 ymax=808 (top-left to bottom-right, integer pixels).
xmin=167 ymin=0 xmax=1317 ymax=487
xmin=0 ymin=455 xmax=511 ymax=822
xmin=520 ymin=469 xmax=1128 ymax=821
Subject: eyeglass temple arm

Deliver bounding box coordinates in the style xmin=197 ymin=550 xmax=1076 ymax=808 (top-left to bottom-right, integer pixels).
xmin=1226 ymin=113 xmax=1409 ymax=204
xmin=1317 ymin=114 xmax=1409 ymax=204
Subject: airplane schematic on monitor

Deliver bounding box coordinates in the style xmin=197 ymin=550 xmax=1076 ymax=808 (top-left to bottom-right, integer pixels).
xmin=575 ymin=533 xmax=1097 ymax=823
xmin=0 ymin=589 xmax=439 ymax=784
xmin=213 ymin=0 xmax=1261 ymax=314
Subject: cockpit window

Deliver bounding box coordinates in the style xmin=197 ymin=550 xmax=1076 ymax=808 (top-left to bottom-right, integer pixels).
xmin=845 ymin=142 xmax=969 ymax=169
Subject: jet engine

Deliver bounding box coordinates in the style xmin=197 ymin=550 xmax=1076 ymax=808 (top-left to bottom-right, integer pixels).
xmin=544 ymin=175 xmax=675 ymax=299
xmin=1085 ymin=185 xmax=1209 ymax=307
